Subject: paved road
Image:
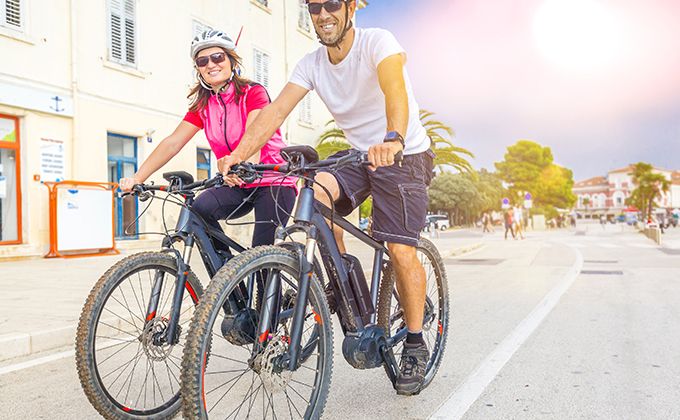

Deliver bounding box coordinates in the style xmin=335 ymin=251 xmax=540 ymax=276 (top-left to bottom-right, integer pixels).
xmin=1 ymin=227 xmax=679 ymax=419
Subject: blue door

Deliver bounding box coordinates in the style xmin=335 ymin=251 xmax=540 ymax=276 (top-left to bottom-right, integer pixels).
xmin=107 ymin=133 xmax=138 ymax=238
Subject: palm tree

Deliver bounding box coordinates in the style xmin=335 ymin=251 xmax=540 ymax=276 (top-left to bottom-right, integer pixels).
xmin=315 ymin=110 xmax=474 ymax=173
xmin=629 ymin=162 xmax=671 ymax=220
xmin=420 ymin=109 xmax=474 ymax=173
xmin=315 ymin=120 xmax=350 ymax=159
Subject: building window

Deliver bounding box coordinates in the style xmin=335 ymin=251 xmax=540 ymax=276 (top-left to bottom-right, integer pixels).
xmin=0 ymin=115 xmax=22 ymax=245
xmin=192 ymin=19 xmax=212 ymax=39
xmin=197 ymin=148 xmax=211 ymax=180
xmin=107 ymin=133 xmax=138 ymax=238
xmin=107 ymin=0 xmax=136 ymax=67
xmin=298 ymin=94 xmax=312 ymax=125
xmin=1 ymin=0 xmax=23 ymax=31
xmin=298 ymin=2 xmax=311 ymax=32
xmin=253 ymin=48 xmax=270 ymax=88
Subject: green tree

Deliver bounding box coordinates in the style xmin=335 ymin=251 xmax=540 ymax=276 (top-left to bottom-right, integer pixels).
xmin=428 ymin=172 xmax=485 ymax=225
xmin=627 ymin=162 xmax=670 ymax=220
xmin=494 ymin=140 xmax=575 ymax=213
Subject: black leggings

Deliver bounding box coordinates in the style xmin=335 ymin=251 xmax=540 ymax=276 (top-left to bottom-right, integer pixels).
xmin=192 ymin=186 xmax=296 ymax=247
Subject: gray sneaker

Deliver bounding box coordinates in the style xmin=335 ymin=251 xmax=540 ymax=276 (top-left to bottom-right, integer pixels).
xmin=395 ymin=341 xmax=429 ymax=395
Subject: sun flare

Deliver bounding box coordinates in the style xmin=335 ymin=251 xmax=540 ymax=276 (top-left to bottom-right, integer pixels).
xmin=533 ymin=0 xmax=625 ymax=72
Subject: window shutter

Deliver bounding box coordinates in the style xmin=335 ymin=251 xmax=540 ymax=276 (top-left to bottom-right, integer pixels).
xmin=123 ymin=0 xmax=135 ymax=65
xmin=3 ymin=0 xmax=22 ymax=29
xmin=109 ymin=0 xmax=123 ymax=60
xmin=298 ymin=2 xmax=310 ymax=32
xmin=108 ymin=0 xmax=136 ymax=66
xmin=253 ymin=49 xmax=270 ymax=88
xmin=299 ymin=94 xmax=312 ymax=125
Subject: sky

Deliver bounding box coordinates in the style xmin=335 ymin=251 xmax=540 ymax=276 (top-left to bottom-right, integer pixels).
xmin=357 ymin=0 xmax=680 ymax=181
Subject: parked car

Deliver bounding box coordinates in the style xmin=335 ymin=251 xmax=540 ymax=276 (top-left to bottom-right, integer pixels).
xmin=424 ymin=214 xmax=450 ymax=231
xmin=359 ymin=217 xmax=369 ymax=232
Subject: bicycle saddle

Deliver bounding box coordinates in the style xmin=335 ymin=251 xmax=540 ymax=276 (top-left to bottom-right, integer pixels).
xmin=163 ymin=171 xmax=194 ymax=185
xmin=281 ymin=145 xmax=319 ymax=164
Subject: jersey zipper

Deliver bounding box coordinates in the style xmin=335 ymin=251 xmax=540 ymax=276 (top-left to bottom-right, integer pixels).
xmin=216 ymin=93 xmax=233 ymax=153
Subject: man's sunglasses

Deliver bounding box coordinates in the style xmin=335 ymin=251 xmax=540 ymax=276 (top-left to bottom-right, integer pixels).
xmin=307 ymin=0 xmax=346 ymax=15
xmin=195 ymin=52 xmax=227 ymax=68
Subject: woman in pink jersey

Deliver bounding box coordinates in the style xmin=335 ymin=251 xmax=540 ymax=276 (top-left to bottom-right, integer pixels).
xmin=119 ymin=30 xmax=296 ymax=247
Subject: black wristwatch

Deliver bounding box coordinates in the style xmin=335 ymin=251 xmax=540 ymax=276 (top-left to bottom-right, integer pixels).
xmin=383 ymin=131 xmax=405 ymax=149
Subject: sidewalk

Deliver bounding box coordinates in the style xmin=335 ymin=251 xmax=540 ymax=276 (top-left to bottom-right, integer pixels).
xmin=0 ymin=233 xmax=481 ymax=362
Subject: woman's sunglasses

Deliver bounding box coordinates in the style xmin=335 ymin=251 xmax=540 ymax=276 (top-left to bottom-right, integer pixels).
xmin=307 ymin=0 xmax=345 ymax=15
xmin=195 ymin=52 xmax=227 ymax=68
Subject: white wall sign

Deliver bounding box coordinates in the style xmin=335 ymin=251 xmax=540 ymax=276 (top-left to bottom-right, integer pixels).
xmin=56 ymin=188 xmax=114 ymax=251
xmin=40 ymin=138 xmax=66 ymax=182
xmin=0 ymin=81 xmax=74 ymax=117
xmin=0 ymin=176 xmax=6 ymax=199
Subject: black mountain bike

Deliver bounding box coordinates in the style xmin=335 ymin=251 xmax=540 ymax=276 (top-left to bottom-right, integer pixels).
xmin=181 ymin=146 xmax=449 ymax=419
xmin=76 ymin=171 xmax=297 ymax=419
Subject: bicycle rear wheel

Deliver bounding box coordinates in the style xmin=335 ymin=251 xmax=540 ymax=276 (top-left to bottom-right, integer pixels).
xmin=377 ymin=238 xmax=449 ymax=391
xmin=76 ymin=252 xmax=202 ymax=419
xmin=181 ymin=246 xmax=333 ymax=420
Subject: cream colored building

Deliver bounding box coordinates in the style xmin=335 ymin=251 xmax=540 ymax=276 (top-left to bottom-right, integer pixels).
xmin=0 ymin=0 xmax=367 ymax=258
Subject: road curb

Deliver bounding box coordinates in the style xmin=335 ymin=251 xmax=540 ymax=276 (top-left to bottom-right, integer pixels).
xmin=0 ymin=325 xmax=75 ymax=362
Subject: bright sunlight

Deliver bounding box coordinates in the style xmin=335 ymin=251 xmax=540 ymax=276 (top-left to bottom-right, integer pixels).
xmin=533 ymin=0 xmax=626 ymax=73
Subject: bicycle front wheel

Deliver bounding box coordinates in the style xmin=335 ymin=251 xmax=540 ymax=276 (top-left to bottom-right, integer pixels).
xmin=75 ymin=252 xmax=203 ymax=419
xmin=377 ymin=238 xmax=449 ymax=391
xmin=181 ymin=246 xmax=333 ymax=420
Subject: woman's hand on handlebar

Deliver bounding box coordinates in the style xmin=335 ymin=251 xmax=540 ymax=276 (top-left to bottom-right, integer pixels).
xmin=119 ymin=176 xmax=142 ymax=192
xmin=217 ymin=155 xmax=244 ymax=187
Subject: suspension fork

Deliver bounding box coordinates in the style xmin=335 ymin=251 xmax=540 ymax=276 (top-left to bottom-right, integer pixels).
xmin=148 ymin=236 xmax=194 ymax=345
xmin=287 ymin=227 xmax=318 ymax=370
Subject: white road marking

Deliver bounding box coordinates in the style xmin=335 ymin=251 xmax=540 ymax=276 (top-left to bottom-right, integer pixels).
xmin=429 ymin=245 xmax=584 ymax=420
xmin=0 ymin=349 xmax=74 ymax=376
xmin=0 ymin=337 xmax=126 ymax=376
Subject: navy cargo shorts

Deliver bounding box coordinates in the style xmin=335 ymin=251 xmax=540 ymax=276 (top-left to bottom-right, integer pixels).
xmin=321 ymin=148 xmax=435 ymax=246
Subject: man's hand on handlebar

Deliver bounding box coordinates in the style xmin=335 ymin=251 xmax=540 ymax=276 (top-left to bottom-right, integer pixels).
xmin=217 ymin=155 xmax=244 ymax=187
xmin=367 ymin=141 xmax=403 ymax=171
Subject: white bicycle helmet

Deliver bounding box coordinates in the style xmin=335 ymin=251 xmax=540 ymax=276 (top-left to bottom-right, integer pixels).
xmin=190 ymin=30 xmax=236 ymax=59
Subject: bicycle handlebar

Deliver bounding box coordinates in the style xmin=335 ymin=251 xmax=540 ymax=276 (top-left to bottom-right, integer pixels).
xmin=227 ymin=150 xmax=372 ymax=183
xmin=121 ymin=174 xmax=225 ymax=201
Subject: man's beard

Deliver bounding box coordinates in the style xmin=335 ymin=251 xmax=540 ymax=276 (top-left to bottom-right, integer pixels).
xmin=315 ymin=19 xmax=346 ymax=46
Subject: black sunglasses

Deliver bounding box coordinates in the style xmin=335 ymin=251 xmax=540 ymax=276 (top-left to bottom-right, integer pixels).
xmin=195 ymin=52 xmax=227 ymax=68
xmin=307 ymin=0 xmax=346 ymax=15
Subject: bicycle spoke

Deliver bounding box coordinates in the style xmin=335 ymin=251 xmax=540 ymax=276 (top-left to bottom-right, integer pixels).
xmin=98 ymin=321 xmax=138 ymax=340
xmin=206 ymin=369 xmax=250 ymax=396
xmin=107 ymin=293 xmax=144 ymax=331
xmin=101 ymin=306 xmax=141 ymax=335
xmin=101 ymin=344 xmax=142 ymax=382
xmin=96 ymin=338 xmax=137 ymax=365
xmin=284 ymin=389 xmax=303 ymax=418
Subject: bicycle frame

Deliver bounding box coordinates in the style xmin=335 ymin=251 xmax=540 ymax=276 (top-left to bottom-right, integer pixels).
xmin=259 ymin=179 xmax=407 ymax=372
xmin=144 ymin=192 xmax=247 ymax=345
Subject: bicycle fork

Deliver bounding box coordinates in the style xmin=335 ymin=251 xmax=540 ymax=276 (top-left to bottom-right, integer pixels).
xmin=256 ymin=229 xmax=318 ymax=371
xmin=144 ymin=238 xmax=195 ymax=346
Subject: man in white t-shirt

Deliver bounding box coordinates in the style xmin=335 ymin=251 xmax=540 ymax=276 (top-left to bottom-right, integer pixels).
xmin=220 ymin=0 xmax=435 ymax=395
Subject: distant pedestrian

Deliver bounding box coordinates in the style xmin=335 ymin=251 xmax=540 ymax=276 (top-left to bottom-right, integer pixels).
xmin=513 ymin=206 xmax=525 ymax=239
xmin=504 ymin=209 xmax=515 ymax=240
xmin=482 ymin=212 xmax=494 ymax=233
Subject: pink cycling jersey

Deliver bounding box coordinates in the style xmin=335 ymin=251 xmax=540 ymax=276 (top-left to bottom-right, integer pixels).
xmin=184 ymin=83 xmax=296 ymax=189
